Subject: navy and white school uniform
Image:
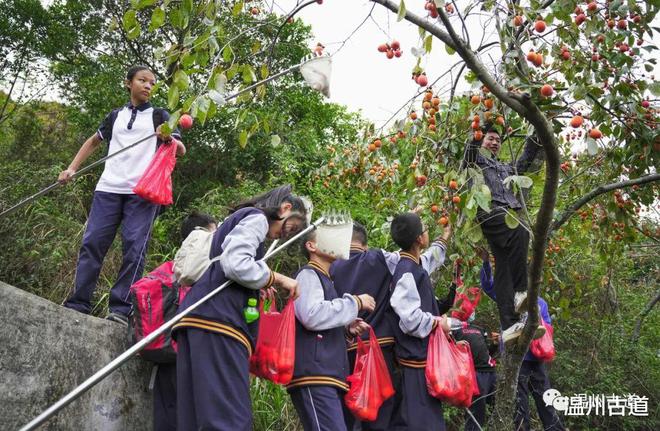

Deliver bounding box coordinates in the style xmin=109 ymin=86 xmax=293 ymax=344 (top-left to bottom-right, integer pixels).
xmin=388 ymin=243 xmax=447 ymax=431
xmin=330 ymin=242 xmax=447 ymax=430
xmin=172 ymin=207 xmax=275 ymax=431
xmin=64 ymin=102 xmax=181 ymax=317
xmin=286 ymin=262 xmax=360 ymax=431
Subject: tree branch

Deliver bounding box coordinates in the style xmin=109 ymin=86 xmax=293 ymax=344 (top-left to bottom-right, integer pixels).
xmin=551 ymin=173 xmax=660 ymax=233
xmin=632 ymin=288 xmax=660 ymax=343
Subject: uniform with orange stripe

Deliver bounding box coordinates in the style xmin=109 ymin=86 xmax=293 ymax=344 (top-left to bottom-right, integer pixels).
xmin=330 ymin=221 xmax=447 ymax=431
xmin=287 ymin=230 xmax=374 ymax=431
xmin=172 ymin=197 xmax=306 ymax=431
xmin=387 ymin=212 xmax=451 ymax=431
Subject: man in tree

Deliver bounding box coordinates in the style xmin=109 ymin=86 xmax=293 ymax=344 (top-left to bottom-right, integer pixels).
xmin=462 ymin=124 xmax=545 ymax=344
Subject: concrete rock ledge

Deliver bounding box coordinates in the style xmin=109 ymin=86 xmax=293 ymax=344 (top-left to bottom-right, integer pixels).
xmin=0 ymin=282 xmax=152 ymax=430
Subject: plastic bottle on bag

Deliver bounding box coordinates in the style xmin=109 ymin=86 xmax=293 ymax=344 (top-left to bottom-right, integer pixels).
xmin=244 ymin=298 xmax=260 ymax=323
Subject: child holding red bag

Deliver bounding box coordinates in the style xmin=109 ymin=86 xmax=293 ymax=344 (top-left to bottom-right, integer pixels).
xmin=60 ymin=65 xmax=185 ymax=324
xmin=330 ymin=221 xmax=450 ymax=430
xmin=172 ymin=186 xmax=307 ymax=431
xmin=286 ymin=228 xmax=375 ymax=431
xmin=387 ymin=212 xmax=452 ymax=431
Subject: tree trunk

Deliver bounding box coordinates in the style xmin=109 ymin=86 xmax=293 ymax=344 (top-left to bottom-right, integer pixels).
xmin=489 ymin=348 xmax=525 ymax=430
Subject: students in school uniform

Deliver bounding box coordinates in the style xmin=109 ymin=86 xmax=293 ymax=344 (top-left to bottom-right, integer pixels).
xmin=330 ymin=221 xmax=449 ymax=430
xmin=60 ymin=65 xmax=185 ymax=325
xmin=286 ymin=227 xmax=375 ymax=431
xmin=387 ymin=212 xmax=452 ymax=431
xmin=172 ymin=187 xmax=307 ymax=431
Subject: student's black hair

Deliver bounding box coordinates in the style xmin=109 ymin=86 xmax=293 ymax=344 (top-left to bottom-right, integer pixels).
xmin=126 ymin=65 xmax=153 ymax=82
xmin=390 ymin=212 xmax=424 ymax=251
xmin=352 ymin=221 xmax=368 ymax=246
xmin=300 ymin=230 xmax=317 ymax=260
xmin=482 ymin=122 xmax=502 ymax=136
xmin=180 ymin=211 xmax=217 ymax=241
xmin=231 ymin=184 xmax=306 ymax=221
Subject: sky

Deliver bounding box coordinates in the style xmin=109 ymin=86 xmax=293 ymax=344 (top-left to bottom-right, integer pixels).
xmin=275 ymin=0 xmax=492 ymax=128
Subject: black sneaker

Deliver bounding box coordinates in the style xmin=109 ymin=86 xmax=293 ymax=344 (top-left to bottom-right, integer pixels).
xmin=106 ymin=312 xmax=129 ymax=326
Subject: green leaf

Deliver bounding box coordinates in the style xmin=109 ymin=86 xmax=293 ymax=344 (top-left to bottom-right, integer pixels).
xmin=260 ymin=64 xmax=269 ymax=80
xmin=467 ymin=224 xmax=483 ymax=243
xmin=126 ymin=25 xmax=141 ymax=40
xmin=270 ymin=135 xmax=281 ymax=147
xmin=226 ymin=64 xmax=239 ymax=80
xmin=649 ymin=81 xmax=660 ymax=96
xmin=241 ymin=65 xmax=257 ymax=84
xmin=503 ymin=175 xmax=533 ymax=190
xmin=251 ymin=40 xmax=262 ymax=54
xmin=149 ymin=7 xmax=166 ymax=32
xmin=174 ymin=70 xmax=189 ymax=91
xmin=169 ymin=9 xmax=183 ymax=29
xmin=232 ymin=0 xmax=244 ymax=17
xmin=123 ymin=10 xmax=137 ymax=32
xmin=183 ymin=0 xmax=193 ymax=15
xmin=222 ymin=46 xmax=233 ymax=63
xmin=504 ymin=210 xmax=520 ymax=229
xmin=397 ymin=0 xmax=406 ymax=22
xmin=424 ymin=35 xmax=433 ymax=53
xmin=160 ymin=121 xmax=172 ymax=137
xmin=137 ymin=0 xmax=156 ymax=9
xmin=475 ymin=184 xmax=491 ymax=212
xmin=182 ymin=95 xmax=196 ymax=112
xmin=445 ymin=44 xmax=455 ymax=55
xmin=170 ymin=109 xmax=182 ymax=128
xmin=238 ymin=130 xmax=248 ymax=148
xmin=167 ymin=86 xmax=180 ymax=110
xmin=196 ymin=97 xmax=210 ymax=125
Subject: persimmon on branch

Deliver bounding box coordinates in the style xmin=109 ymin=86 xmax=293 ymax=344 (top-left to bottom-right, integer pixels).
xmin=551 ymin=173 xmax=660 ymax=233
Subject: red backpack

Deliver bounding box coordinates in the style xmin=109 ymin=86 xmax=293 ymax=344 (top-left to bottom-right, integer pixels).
xmin=128 ymin=261 xmax=186 ymax=363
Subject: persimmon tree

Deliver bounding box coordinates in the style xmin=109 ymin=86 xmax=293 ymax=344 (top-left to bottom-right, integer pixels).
xmin=121 ymin=0 xmax=659 ymax=428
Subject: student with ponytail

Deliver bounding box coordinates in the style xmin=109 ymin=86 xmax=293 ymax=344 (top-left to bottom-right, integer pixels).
xmin=172 ymin=185 xmax=308 ymax=431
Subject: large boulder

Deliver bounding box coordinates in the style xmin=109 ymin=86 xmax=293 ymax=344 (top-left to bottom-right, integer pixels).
xmin=0 ymin=282 xmax=153 ymax=430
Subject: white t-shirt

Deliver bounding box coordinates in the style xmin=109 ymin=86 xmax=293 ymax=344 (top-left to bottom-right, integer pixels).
xmin=95 ymin=103 xmax=159 ymax=194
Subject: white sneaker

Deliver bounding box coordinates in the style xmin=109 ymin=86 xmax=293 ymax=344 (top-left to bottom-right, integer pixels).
xmin=514 ymin=291 xmax=528 ymax=313
xmin=502 ymin=321 xmax=525 ymax=345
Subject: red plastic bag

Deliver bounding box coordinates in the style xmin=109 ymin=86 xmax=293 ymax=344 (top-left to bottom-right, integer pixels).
xmin=426 ymin=328 xmax=479 ymax=407
xmin=249 ymin=299 xmax=296 ymax=384
xmin=133 ymin=140 xmax=178 ymax=205
xmin=450 ymin=287 xmax=482 ymax=321
xmin=530 ymin=321 xmax=555 ymax=362
xmin=450 ymin=269 xmax=481 ymax=321
xmin=345 ymin=327 xmax=395 ymax=421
